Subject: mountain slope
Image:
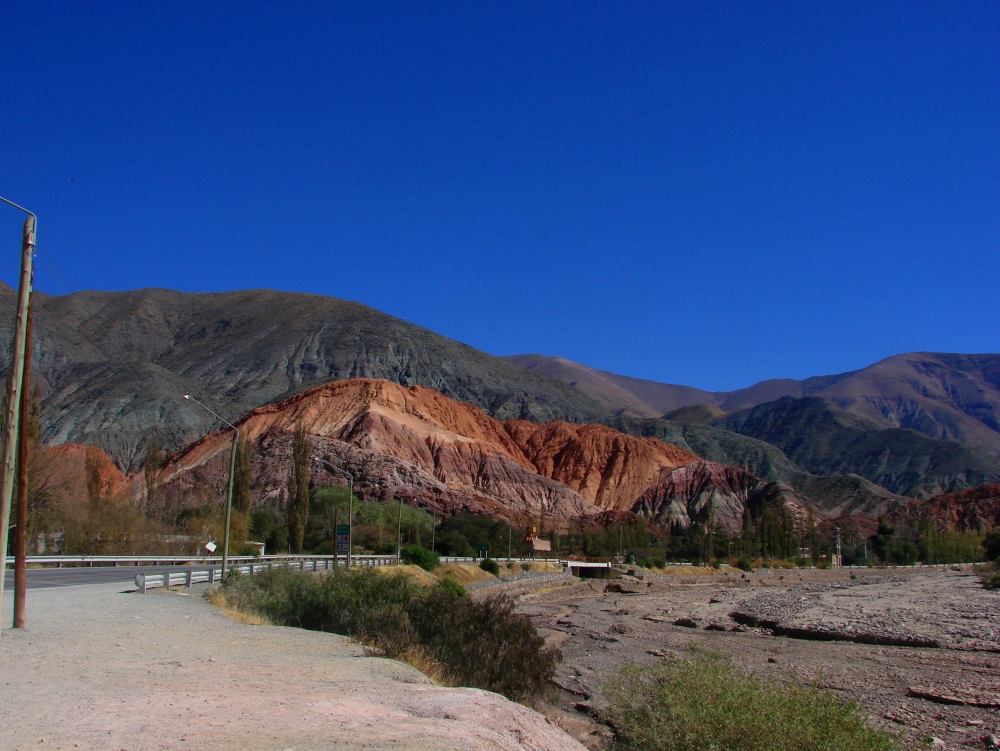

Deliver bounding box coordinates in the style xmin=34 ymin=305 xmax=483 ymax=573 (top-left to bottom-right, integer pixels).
xmin=0 ymin=285 xmax=607 ymax=469
xmin=158 ymin=378 xmax=808 ymax=535
xmin=504 ymin=352 xmax=1000 ymax=457
xmin=161 ymin=378 xmax=698 ymax=521
xmin=718 ymin=397 xmax=1000 ymax=497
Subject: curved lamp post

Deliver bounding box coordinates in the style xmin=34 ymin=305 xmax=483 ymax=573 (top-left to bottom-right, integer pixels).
xmin=184 ymin=395 xmax=239 ymax=577
xmin=0 ymin=196 xmax=35 ymax=633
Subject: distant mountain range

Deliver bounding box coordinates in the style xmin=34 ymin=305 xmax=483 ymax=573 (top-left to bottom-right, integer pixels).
xmin=504 ymin=353 xmax=1000 ymax=498
xmin=502 ymin=352 xmax=1000 ymax=458
xmin=2 ymin=283 xmax=999 ymax=513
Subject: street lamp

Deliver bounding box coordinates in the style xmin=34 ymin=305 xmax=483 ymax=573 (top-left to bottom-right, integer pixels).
xmin=184 ymin=395 xmax=239 ymax=577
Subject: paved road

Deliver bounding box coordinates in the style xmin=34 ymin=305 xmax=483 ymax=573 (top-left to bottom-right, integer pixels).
xmin=3 ymin=565 xmax=214 ymax=590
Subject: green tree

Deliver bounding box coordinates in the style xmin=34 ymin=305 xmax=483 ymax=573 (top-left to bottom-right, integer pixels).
xmin=142 ymin=437 xmax=163 ymax=509
xmin=808 ymin=508 xmax=820 ymax=565
xmin=232 ymin=437 xmax=252 ymax=513
xmin=286 ymin=423 xmax=310 ymax=553
xmin=636 ymin=516 xmax=650 ymax=549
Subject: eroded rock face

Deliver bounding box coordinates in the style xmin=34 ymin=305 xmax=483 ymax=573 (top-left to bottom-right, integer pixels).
xmin=504 ymin=420 xmax=698 ymax=511
xmin=889 ymin=483 xmax=1000 ymax=532
xmin=157 ymin=379 xmax=819 ymax=529
xmin=160 ymin=380 xmax=627 ymax=519
xmin=631 ymin=461 xmax=810 ymax=535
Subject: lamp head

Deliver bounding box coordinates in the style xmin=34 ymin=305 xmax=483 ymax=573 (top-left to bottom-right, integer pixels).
xmin=184 ymin=395 xmax=190 ymax=400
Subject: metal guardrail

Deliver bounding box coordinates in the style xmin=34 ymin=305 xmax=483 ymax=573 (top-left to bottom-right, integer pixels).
xmin=9 ymin=554 xmax=351 ymax=568
xmin=135 ymin=555 xmax=407 ymax=592
xmin=7 ymin=554 xmax=568 ymax=568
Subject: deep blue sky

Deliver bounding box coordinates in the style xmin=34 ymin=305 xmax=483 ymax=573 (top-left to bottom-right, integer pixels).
xmin=1 ymin=2 xmax=997 ymax=391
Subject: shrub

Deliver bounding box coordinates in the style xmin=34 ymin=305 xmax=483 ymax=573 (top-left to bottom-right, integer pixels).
xmin=218 ymin=567 xmax=559 ymax=703
xmin=736 ymin=556 xmax=752 ymax=572
xmin=600 ymin=650 xmax=898 ymax=751
xmin=437 ymin=578 xmax=467 ymax=599
xmin=521 ymin=563 xmax=531 ymax=572
xmin=479 ymin=557 xmax=500 ymax=575
xmin=984 ymin=531 xmax=1000 ymax=562
xmin=401 ymin=544 xmax=440 ymax=571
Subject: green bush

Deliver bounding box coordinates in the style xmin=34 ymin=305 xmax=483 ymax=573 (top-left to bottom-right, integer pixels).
xmin=736 ymin=556 xmax=752 ymax=572
xmin=219 ymin=567 xmax=559 ymax=703
xmin=437 ymin=578 xmax=467 ymax=599
xmin=600 ymin=650 xmax=898 ymax=751
xmin=479 ymin=557 xmax=500 ymax=575
xmin=984 ymin=531 xmax=1000 ymax=562
xmin=401 ymin=544 xmax=440 ymax=571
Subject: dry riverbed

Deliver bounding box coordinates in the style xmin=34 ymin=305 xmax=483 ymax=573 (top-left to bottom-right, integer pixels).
xmin=504 ymin=566 xmax=1000 ymax=750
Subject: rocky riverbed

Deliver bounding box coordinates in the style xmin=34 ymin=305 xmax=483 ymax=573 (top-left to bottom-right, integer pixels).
xmin=513 ymin=566 xmax=1000 ymax=750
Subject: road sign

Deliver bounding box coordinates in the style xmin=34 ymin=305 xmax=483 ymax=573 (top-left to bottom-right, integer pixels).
xmin=204 ymin=541 xmax=217 ymax=554
xmin=336 ymin=524 xmax=351 ymax=554
xmin=477 ymin=544 xmax=488 ymax=559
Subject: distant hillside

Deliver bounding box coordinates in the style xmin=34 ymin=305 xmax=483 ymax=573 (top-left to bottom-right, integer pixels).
xmin=717 ymin=397 xmax=1000 ymax=497
xmin=503 ymin=352 xmax=1000 ymax=457
xmin=0 ymin=285 xmax=606 ymax=469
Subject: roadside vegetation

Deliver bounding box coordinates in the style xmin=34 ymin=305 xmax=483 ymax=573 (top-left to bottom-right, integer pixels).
xmin=600 ymin=649 xmax=899 ymax=751
xmin=216 ymin=566 xmax=560 ymax=704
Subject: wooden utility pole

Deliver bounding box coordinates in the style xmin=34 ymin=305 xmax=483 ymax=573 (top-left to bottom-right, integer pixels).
xmin=13 ymin=290 xmax=33 ymax=628
xmin=0 ymin=213 xmax=35 ymax=632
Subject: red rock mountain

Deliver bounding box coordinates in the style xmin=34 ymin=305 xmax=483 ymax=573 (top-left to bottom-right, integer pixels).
xmin=159 ymin=378 xmax=799 ymax=533
xmin=888 ymin=484 xmax=1000 ymax=532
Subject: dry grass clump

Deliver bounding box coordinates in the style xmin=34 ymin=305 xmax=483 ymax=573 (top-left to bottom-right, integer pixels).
xmin=205 ymin=587 xmax=273 ymax=626
xmin=374 ymin=564 xmax=440 ymax=587
xmin=432 ymin=563 xmax=494 ymax=585
xmin=600 ymin=649 xmax=898 ymax=751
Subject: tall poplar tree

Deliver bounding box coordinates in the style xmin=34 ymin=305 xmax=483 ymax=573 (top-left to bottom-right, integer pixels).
xmin=233 ymin=438 xmax=252 ymax=514
xmin=286 ymin=423 xmax=310 ymax=553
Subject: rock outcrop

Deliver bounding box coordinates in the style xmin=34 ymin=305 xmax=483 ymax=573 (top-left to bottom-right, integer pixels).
xmin=503 ymin=420 xmax=697 ymax=511
xmin=631 ymin=461 xmax=811 ymax=535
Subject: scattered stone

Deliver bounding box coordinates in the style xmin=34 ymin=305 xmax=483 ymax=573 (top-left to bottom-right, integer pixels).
xmin=641 ymin=615 xmax=665 ymax=623
xmin=673 ymin=617 xmax=699 ymax=628
xmin=704 ymin=623 xmax=727 ymax=631
xmin=931 ymin=737 xmax=947 ymax=748
xmin=646 ymin=649 xmax=672 ymax=657
xmin=767 ymin=657 xmax=778 ymax=663
xmin=986 ymin=734 xmax=1000 ymax=749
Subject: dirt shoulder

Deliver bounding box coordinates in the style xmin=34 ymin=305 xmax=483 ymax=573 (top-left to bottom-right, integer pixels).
xmin=0 ymin=581 xmax=584 ymax=751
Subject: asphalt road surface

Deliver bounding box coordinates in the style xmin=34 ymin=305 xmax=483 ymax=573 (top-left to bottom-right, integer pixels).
xmin=3 ymin=565 xmax=215 ymax=590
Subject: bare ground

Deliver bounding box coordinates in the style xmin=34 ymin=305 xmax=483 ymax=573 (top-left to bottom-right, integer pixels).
xmin=0 ymin=581 xmax=585 ymax=751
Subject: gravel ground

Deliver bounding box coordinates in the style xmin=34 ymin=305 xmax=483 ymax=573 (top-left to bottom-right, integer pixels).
xmin=0 ymin=581 xmax=585 ymax=751
xmin=520 ymin=566 xmax=1000 ymax=750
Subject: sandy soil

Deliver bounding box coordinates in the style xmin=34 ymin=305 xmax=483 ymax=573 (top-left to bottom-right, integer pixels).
xmin=511 ymin=566 xmax=1000 ymax=750
xmin=0 ymin=581 xmax=585 ymax=751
